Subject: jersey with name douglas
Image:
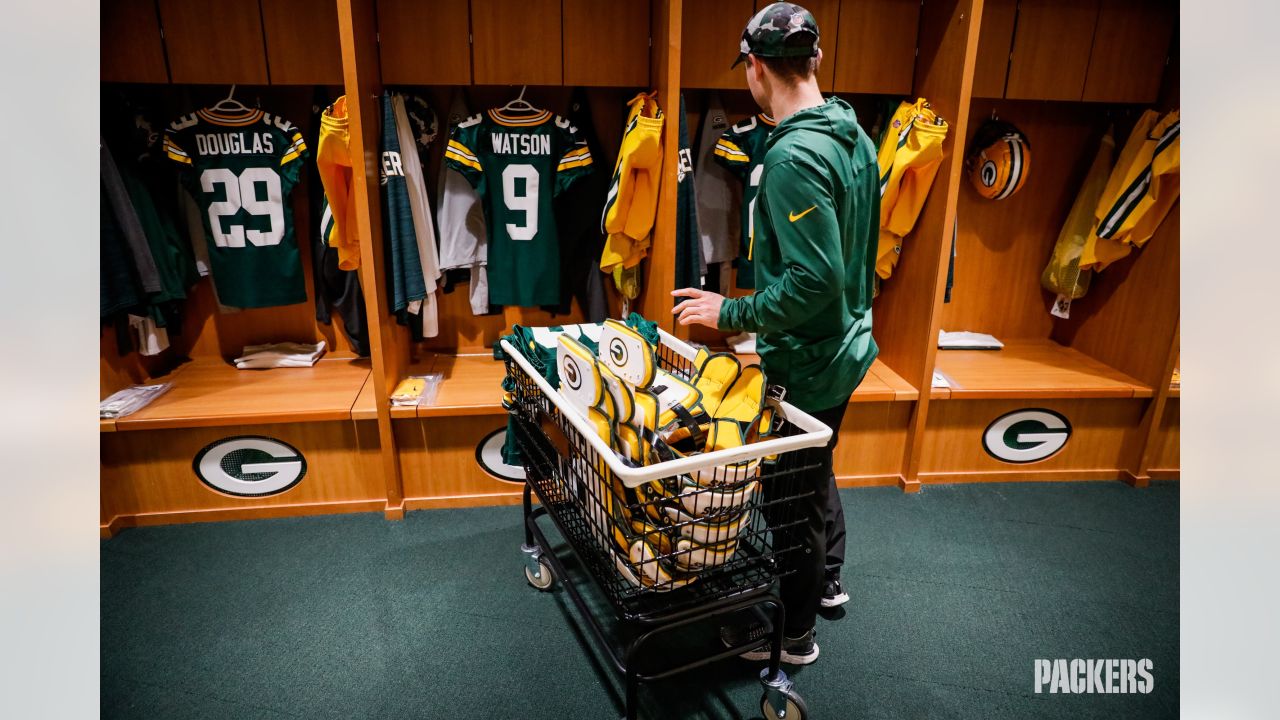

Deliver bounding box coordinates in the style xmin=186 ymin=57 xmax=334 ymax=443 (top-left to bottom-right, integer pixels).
xmin=164 ymin=107 xmax=309 ymax=308
xmin=444 ymin=109 xmax=593 ymax=307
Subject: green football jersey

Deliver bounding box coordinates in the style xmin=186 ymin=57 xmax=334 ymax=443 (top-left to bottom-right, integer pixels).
xmin=444 ymin=109 xmax=593 ymax=307
xmin=713 ymin=113 xmax=776 ymax=289
xmin=165 ymin=107 xmax=309 ymax=308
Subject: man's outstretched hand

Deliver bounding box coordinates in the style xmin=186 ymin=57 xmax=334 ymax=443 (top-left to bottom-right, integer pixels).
xmin=671 ymin=288 xmax=725 ymax=329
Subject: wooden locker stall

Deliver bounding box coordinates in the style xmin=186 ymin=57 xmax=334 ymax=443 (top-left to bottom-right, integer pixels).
xmin=99 ymin=5 xmax=387 ymax=534
xmin=675 ymin=0 xmax=962 ymax=489
xmin=358 ymin=0 xmax=670 ymax=510
xmin=919 ymin=8 xmax=1180 ymax=485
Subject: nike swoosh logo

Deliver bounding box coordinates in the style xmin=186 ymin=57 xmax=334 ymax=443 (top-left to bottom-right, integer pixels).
xmin=789 ymin=205 xmax=818 ymax=222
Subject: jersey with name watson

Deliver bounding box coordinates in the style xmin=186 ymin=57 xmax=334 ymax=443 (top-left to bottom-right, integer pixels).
xmin=445 ymin=109 xmax=593 ymax=307
xmin=164 ymin=107 xmax=309 ymax=308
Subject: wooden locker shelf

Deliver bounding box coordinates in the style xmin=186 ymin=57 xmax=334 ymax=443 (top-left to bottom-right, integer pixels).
xmin=933 ymin=339 xmax=1151 ymax=400
xmin=416 ymin=355 xmax=507 ymax=418
xmin=113 ymin=357 xmax=372 ymax=431
xmin=714 ymin=355 xmax=917 ymax=403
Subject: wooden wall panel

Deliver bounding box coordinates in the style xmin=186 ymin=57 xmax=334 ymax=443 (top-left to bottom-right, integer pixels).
xmin=1081 ymin=0 xmax=1175 ymax=103
xmin=400 ymin=417 xmax=526 ymax=508
xmin=102 ymin=0 xmax=169 ymax=83
xmin=100 ymin=420 xmax=386 ymax=533
xmin=472 ymin=0 xmax=562 ymax=85
xmin=970 ymin=0 xmax=1016 ymax=98
xmin=681 ymin=0 xmax=751 ymax=89
xmin=832 ymin=0 xmax=920 ymax=95
xmin=918 ymin=398 xmax=1146 ymax=481
xmin=1004 ymin=0 xmax=1099 ymax=101
xmin=874 ymin=0 xmax=978 ymax=390
xmin=564 ymin=0 xmax=651 ymax=87
xmin=768 ymin=0 xmax=840 ymax=91
xmin=159 ymin=0 xmax=269 ymax=84
xmin=1052 ymin=204 xmax=1179 ymax=389
xmin=339 ymin=0 xmax=406 ymax=513
xmin=1149 ymin=397 xmax=1179 ymax=474
xmin=638 ymin=0 xmax=684 ymax=330
xmin=261 ymin=0 xmax=343 ymax=84
xmin=943 ymin=99 xmax=1106 ymax=341
xmin=833 ymin=402 xmax=911 ymax=484
xmin=377 ymin=0 xmax=472 ymax=85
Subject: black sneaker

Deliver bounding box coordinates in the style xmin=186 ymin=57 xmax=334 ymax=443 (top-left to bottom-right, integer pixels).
xmin=821 ymin=577 xmax=850 ymax=608
xmin=719 ymin=620 xmax=768 ymax=649
xmin=739 ymin=628 xmax=820 ymax=665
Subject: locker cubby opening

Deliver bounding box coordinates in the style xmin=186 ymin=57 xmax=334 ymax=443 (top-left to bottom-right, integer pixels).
xmin=100 ymin=82 xmax=370 ymax=430
xmin=935 ymin=97 xmax=1178 ymax=400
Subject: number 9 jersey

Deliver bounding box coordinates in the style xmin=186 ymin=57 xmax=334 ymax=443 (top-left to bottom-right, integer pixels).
xmin=164 ymin=107 xmax=309 ymax=308
xmin=444 ymin=109 xmax=593 ymax=307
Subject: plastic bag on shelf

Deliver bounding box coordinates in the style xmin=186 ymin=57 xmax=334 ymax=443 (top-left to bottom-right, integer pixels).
xmin=100 ymin=383 xmax=172 ymax=419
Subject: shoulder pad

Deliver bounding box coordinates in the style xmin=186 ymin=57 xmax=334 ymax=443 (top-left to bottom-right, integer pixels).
xmin=168 ymin=113 xmax=198 ymax=131
xmin=730 ymin=116 xmax=759 ymax=134
xmin=458 ymin=113 xmax=483 ymax=129
xmin=263 ymin=114 xmax=296 ymax=133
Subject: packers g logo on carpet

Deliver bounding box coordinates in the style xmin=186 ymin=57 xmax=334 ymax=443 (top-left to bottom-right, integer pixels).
xmin=193 ymin=436 xmax=307 ymax=497
xmin=982 ymin=409 xmax=1072 ymax=464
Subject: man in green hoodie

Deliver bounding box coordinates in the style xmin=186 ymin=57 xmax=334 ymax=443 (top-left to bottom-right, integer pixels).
xmin=673 ymin=2 xmax=879 ymax=665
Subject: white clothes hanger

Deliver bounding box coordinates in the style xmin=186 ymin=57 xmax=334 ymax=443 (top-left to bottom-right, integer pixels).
xmin=500 ymin=86 xmax=539 ymax=114
xmin=211 ymin=85 xmax=252 ymax=113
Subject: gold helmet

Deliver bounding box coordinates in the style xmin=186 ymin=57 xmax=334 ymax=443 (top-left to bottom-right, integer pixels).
xmin=967 ymin=119 xmax=1031 ymax=201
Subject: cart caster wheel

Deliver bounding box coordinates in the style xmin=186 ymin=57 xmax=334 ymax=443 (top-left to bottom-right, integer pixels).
xmin=524 ymin=560 xmax=554 ymax=590
xmin=760 ymin=688 xmax=807 ymax=720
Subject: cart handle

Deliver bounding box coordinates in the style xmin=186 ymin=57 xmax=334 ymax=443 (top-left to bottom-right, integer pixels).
xmin=500 ymin=332 xmax=833 ymax=488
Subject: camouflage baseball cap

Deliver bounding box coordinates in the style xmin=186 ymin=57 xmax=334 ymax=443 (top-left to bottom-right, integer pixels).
xmin=731 ymin=2 xmax=820 ymax=69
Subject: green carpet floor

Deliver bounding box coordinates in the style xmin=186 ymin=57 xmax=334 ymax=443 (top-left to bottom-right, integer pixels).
xmin=101 ymin=482 xmax=1178 ymax=719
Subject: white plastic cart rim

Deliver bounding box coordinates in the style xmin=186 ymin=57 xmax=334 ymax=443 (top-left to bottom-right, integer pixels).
xmin=500 ymin=327 xmax=833 ymax=488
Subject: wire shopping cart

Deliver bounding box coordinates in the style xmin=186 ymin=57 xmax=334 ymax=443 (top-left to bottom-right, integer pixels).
xmin=502 ymin=328 xmax=832 ymax=720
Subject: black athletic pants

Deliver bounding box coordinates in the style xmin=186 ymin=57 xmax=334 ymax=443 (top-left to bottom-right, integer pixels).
xmin=765 ymin=396 xmax=849 ymax=636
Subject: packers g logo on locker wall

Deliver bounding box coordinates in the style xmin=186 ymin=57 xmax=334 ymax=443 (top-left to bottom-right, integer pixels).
xmin=474 ymin=427 xmax=527 ymax=484
xmin=982 ymin=409 xmax=1072 ymax=464
xmin=193 ymin=436 xmax=307 ymax=497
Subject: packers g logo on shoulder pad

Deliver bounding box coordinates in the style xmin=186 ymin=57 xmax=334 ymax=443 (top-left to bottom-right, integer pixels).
xmin=561 ymin=355 xmax=582 ymax=391
xmin=193 ymin=436 xmax=307 ymax=497
xmin=982 ymin=409 xmax=1071 ymax=464
xmin=608 ymin=338 xmax=629 ymax=367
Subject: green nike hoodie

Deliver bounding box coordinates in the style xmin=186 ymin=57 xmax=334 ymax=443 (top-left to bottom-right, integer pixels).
xmin=718 ymin=97 xmax=880 ymax=411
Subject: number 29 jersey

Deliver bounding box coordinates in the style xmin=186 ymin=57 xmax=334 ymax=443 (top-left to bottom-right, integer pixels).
xmin=444 ymin=109 xmax=593 ymax=307
xmin=165 ymin=107 xmax=309 ymax=308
